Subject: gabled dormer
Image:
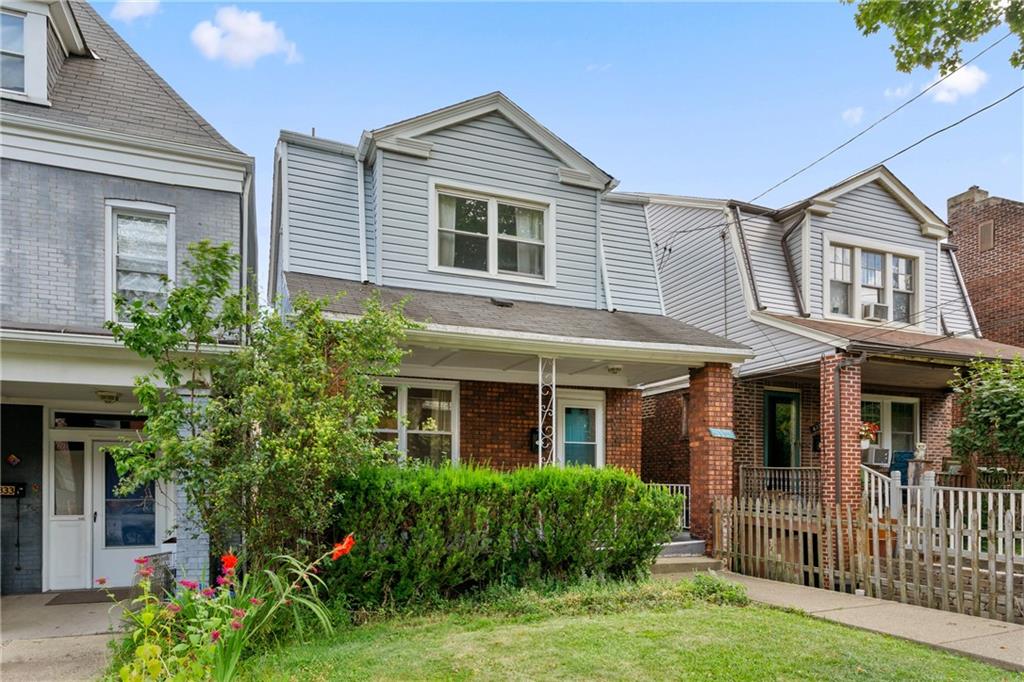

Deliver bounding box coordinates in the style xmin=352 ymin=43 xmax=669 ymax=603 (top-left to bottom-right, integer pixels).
xmin=1 ymin=0 xmax=87 ymax=106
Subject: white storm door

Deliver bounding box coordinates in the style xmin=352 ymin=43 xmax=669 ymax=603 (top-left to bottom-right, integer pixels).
xmin=47 ymin=439 xmax=91 ymax=590
xmin=92 ymin=441 xmax=162 ymax=587
xmin=557 ymin=391 xmax=605 ymax=468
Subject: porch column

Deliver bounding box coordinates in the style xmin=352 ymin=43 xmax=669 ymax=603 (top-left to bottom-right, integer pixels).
xmin=819 ymin=353 xmax=863 ymax=507
xmin=537 ymin=356 xmax=557 ymax=466
xmin=688 ymin=362 xmax=734 ymax=546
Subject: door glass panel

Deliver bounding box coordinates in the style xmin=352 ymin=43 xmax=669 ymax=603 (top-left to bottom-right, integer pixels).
xmin=53 ymin=441 xmax=85 ymax=516
xmin=564 ymin=407 xmax=597 ymax=466
xmin=891 ymin=402 xmax=916 ymax=455
xmin=103 ymin=451 xmax=155 ymax=547
xmin=861 ymin=401 xmax=882 ymax=445
xmin=765 ymin=395 xmax=798 ymax=467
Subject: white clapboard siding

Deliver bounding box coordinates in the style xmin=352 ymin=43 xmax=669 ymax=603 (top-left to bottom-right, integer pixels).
xmin=938 ymin=249 xmax=976 ymax=335
xmin=649 ymin=203 xmax=828 ymax=375
xmin=600 ymin=200 xmax=663 ymax=314
xmin=284 ymin=143 xmax=363 ymax=282
xmin=376 ymin=112 xmax=603 ymax=307
xmin=810 ymin=181 xmax=940 ymax=331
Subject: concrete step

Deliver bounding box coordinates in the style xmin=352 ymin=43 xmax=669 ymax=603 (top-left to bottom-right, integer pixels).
xmin=658 ymin=538 xmax=706 ymax=557
xmin=652 ymin=556 xmax=722 ymax=576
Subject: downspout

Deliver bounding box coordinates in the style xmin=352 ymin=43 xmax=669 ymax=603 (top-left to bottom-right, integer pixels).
xmin=730 ymin=205 xmax=766 ymax=311
xmin=780 ymin=213 xmax=808 ymax=317
xmin=833 ymin=352 xmax=865 ymax=504
xmin=595 ymin=200 xmax=615 ymax=312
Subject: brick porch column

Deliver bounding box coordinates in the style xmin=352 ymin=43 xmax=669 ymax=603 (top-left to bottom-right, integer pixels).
xmin=688 ymin=363 xmax=734 ymax=546
xmin=819 ymin=353 xmax=862 ymax=507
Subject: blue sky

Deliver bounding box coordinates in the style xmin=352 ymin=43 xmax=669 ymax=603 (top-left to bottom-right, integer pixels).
xmin=100 ymin=2 xmax=1023 ymax=296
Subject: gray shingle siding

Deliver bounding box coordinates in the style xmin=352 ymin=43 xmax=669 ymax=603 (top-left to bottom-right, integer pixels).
xmin=46 ymin=21 xmax=63 ymax=95
xmin=600 ymin=200 xmax=662 ymax=314
xmin=1 ymin=159 xmax=240 ymax=330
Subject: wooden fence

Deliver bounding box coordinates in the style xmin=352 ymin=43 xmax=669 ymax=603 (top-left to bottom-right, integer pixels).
xmin=738 ymin=466 xmax=821 ymax=505
xmin=712 ymin=495 xmax=1024 ymax=624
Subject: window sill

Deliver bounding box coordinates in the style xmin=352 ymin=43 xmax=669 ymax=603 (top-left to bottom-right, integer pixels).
xmin=1 ymin=90 xmax=50 ymax=106
xmin=821 ymin=313 xmax=930 ymax=333
xmin=428 ymin=264 xmax=557 ymax=288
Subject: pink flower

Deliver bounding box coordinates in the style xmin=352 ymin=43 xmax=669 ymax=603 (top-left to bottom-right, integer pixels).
xmin=210 ymin=630 xmax=221 ymax=643
xmin=138 ymin=567 xmax=154 ymax=578
xmin=230 ymin=619 xmax=242 ymax=631
xmin=166 ymin=603 xmax=181 ymax=614
xmin=231 ymin=608 xmax=246 ymax=618
xmin=180 ymin=580 xmax=199 ymax=590
xmin=133 ymin=556 xmax=150 ymax=565
xmin=249 ymin=598 xmax=263 ymax=606
xmin=201 ymin=587 xmax=216 ymax=598
xmin=95 ymin=577 xmax=107 ymax=586
xmin=216 ymin=575 xmax=229 ymax=586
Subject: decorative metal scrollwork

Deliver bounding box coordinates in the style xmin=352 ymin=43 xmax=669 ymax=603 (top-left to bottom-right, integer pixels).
xmin=537 ymin=356 xmax=557 ymax=467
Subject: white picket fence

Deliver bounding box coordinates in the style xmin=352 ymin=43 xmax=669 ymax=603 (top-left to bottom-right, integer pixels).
xmin=861 ymin=465 xmax=1024 ymax=558
xmin=647 ymin=482 xmax=690 ymax=530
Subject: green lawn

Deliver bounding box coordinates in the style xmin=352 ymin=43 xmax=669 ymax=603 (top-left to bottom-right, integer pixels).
xmin=240 ymin=580 xmax=1018 ymax=681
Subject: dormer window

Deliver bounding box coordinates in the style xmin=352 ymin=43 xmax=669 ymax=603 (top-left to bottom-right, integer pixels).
xmin=823 ymin=233 xmax=923 ymax=325
xmin=429 ymin=179 xmax=555 ymax=286
xmin=1 ymin=11 xmax=25 ymax=93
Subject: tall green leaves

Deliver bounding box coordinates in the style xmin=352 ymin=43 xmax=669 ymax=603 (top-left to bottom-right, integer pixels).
xmin=107 ymin=241 xmax=411 ymax=564
xmin=950 ymin=356 xmax=1024 ymax=466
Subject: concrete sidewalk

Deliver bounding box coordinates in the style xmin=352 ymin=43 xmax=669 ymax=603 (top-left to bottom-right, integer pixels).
xmin=725 ymin=572 xmax=1024 ymax=672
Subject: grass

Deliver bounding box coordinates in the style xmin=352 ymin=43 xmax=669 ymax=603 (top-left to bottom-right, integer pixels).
xmin=239 ymin=577 xmax=1019 ymax=681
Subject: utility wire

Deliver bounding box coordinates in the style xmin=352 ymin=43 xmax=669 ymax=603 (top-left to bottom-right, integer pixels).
xmin=748 ymin=32 xmax=1013 ymax=203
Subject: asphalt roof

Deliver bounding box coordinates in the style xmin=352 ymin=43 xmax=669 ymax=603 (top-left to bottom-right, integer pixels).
xmin=286 ymin=272 xmax=749 ymax=350
xmin=1 ymin=2 xmax=240 ymax=154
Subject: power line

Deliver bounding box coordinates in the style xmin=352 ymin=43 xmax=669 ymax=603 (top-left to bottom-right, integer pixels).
xmin=748 ymin=32 xmax=1013 ymax=204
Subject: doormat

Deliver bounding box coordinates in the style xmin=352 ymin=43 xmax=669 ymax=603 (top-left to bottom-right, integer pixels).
xmin=46 ymin=587 xmax=137 ymax=605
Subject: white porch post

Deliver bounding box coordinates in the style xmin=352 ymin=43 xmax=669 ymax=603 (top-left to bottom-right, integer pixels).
xmin=538 ymin=356 xmax=557 ymax=467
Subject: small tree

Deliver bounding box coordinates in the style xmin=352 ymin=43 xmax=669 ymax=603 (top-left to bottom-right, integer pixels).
xmin=107 ymin=241 xmax=410 ymax=563
xmin=949 ymin=356 xmax=1024 ymax=470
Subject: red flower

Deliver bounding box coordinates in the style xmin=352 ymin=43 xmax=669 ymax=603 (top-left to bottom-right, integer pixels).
xmin=138 ymin=567 xmax=154 ymax=578
xmin=180 ymin=579 xmax=199 ymax=590
xmin=331 ymin=534 xmax=355 ymax=560
xmin=232 ymin=608 xmax=246 ymax=618
xmin=201 ymin=587 xmax=216 ymax=598
xmin=216 ymin=575 xmax=229 ymax=586
xmin=230 ymin=619 xmax=243 ymax=631
xmin=95 ymin=577 xmax=107 ymax=586
xmin=210 ymin=630 xmax=221 ymax=643
xmin=167 ymin=603 xmax=182 ymax=614
xmin=133 ymin=556 xmax=149 ymax=565
xmin=220 ymin=552 xmax=238 ymax=572
xmin=249 ymin=597 xmax=263 ymax=606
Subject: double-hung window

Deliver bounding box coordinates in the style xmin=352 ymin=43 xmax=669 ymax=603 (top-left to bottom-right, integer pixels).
xmin=106 ymin=201 xmax=175 ymax=320
xmin=829 ymin=246 xmax=852 ymax=316
xmin=375 ymin=380 xmax=459 ymax=466
xmin=1 ymin=11 xmax=25 ymax=93
xmin=823 ymin=235 xmax=921 ymax=324
xmin=431 ymin=180 xmax=554 ymax=285
xmin=891 ymin=256 xmax=914 ymax=323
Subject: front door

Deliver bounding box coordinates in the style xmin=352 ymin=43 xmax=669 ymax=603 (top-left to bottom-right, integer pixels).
xmin=47 ymin=439 xmax=90 ymax=590
xmin=557 ymin=391 xmax=605 ymax=467
xmin=764 ymin=391 xmax=800 ymax=467
xmin=92 ymin=441 xmax=162 ymax=587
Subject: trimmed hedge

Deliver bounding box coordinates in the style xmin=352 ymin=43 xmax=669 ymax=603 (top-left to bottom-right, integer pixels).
xmin=327 ymin=465 xmax=681 ymax=606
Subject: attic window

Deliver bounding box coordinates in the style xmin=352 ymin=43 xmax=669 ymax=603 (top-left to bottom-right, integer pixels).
xmin=429 ymin=179 xmax=556 ymax=287
xmin=1 ymin=11 xmax=25 ymax=93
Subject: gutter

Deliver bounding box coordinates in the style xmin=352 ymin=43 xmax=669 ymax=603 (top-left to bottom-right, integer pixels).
xmin=780 ymin=213 xmax=809 ymax=317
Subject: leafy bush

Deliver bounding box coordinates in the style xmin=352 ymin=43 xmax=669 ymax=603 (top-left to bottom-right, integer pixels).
xmin=950 ymin=356 xmax=1024 ymax=468
xmin=327 ymin=465 xmax=680 ymax=607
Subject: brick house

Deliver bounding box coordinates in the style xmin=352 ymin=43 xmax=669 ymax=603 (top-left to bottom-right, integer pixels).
xmin=947 ymin=186 xmax=1024 ymax=348
xmin=269 ymin=93 xmax=751 ymax=536
xmin=0 ymin=2 xmax=255 ymax=592
xmin=637 ymin=166 xmax=1024 ymax=525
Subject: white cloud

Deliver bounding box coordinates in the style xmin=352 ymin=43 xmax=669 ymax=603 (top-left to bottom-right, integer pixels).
xmin=841 ymin=106 xmax=864 ymax=126
xmin=191 ymin=6 xmax=300 ymax=68
xmin=928 ymin=64 xmax=988 ymax=103
xmin=111 ymin=1 xmax=160 ymax=23
xmin=585 ymin=63 xmax=612 ymax=72
xmin=884 ymin=83 xmax=912 ymax=98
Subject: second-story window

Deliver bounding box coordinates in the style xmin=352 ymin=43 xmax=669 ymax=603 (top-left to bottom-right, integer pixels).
xmin=1 ymin=11 xmax=25 ymax=93
xmin=430 ymin=180 xmax=554 ymax=285
xmin=106 ymin=201 xmax=176 ymax=321
xmin=860 ymin=251 xmax=884 ymax=307
xmin=829 ymin=246 xmax=852 ymax=316
xmin=824 ymin=235 xmax=921 ymax=325
xmin=891 ymin=256 xmax=914 ymax=323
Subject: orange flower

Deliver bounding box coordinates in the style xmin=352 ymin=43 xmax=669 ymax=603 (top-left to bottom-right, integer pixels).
xmin=220 ymin=552 xmax=238 ymax=572
xmin=331 ymin=534 xmax=355 ymax=560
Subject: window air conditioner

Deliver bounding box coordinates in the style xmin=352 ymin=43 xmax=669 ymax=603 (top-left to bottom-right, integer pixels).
xmin=867 ymin=447 xmax=891 ymax=467
xmin=863 ymin=302 xmax=889 ymax=321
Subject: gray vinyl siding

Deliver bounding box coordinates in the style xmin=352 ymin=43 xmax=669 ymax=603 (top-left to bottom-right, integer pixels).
xmin=377 ymin=112 xmax=601 ymax=307
xmin=364 ymin=157 xmax=377 ymax=283
xmin=939 ymin=249 xmax=976 ymax=335
xmin=649 ymin=202 xmax=829 ymax=375
xmin=739 ymin=211 xmax=801 ymax=315
xmin=46 ymin=22 xmax=63 ymax=94
xmin=810 ymin=181 xmax=940 ymax=332
xmin=784 ymin=218 xmax=804 ymax=304
xmin=283 ymin=143 xmax=362 ymax=282
xmin=600 ymin=200 xmax=662 ymax=314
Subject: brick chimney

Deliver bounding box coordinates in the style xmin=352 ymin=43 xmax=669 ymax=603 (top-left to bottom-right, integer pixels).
xmin=947 ymin=185 xmax=989 ymax=219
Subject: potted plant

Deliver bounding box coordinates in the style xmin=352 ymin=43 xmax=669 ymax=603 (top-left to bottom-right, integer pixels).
xmin=859 ymin=421 xmax=880 ymax=450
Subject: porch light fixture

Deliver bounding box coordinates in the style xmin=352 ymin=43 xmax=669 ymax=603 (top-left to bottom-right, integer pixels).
xmin=607 ymin=364 xmax=623 ymax=375
xmin=95 ymin=390 xmax=121 ymax=404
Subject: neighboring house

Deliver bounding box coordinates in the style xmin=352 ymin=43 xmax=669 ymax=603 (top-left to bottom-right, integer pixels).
xmin=269 ymin=92 xmax=751 ymax=540
xmin=639 ymin=166 xmax=1024 ymax=513
xmin=0 ymin=2 xmax=256 ymax=593
xmin=947 ymin=186 xmax=1024 ymax=348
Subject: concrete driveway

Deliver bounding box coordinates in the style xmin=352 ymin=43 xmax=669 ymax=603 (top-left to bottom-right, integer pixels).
xmin=1 ymin=593 xmax=125 ymax=681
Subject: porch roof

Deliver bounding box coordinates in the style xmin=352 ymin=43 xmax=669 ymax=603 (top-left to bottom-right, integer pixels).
xmin=286 ymin=273 xmax=751 ymax=366
xmin=769 ymin=314 xmax=1024 ymax=363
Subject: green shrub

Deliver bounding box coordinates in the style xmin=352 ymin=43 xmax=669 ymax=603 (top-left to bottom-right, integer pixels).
xmin=327 ymin=465 xmax=680 ymax=607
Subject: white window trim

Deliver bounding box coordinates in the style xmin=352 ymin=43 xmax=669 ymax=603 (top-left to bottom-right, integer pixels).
xmin=378 ymin=378 xmax=460 ymax=465
xmin=821 ymin=231 xmax=925 ymax=328
xmin=427 ymin=178 xmax=557 ymax=287
xmin=860 ymin=394 xmax=919 ymax=454
xmin=104 ymin=200 xmax=176 ymax=323
xmin=1 ymin=6 xmax=48 ymax=105
xmin=556 ymin=388 xmax=605 ymax=468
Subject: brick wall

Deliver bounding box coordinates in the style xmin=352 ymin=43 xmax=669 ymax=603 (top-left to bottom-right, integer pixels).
xmin=733 ymin=377 xmax=822 ymax=479
xmin=459 ymin=380 xmax=642 ymax=474
xmin=687 ymin=363 xmax=734 ymax=544
xmin=640 ymin=390 xmax=689 ymax=483
xmin=819 ymin=354 xmax=862 ymax=506
xmin=948 ymin=187 xmax=1024 ymax=347
xmin=0 ymin=159 xmax=241 ymax=330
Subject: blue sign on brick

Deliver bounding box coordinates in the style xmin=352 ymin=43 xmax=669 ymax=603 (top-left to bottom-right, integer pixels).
xmin=709 ymin=428 xmax=736 ymax=440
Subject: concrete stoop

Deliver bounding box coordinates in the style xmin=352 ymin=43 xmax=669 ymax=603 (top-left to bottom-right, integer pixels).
xmin=658 ymin=531 xmax=706 ymax=558
xmin=652 ymin=556 xmax=722 ymax=577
